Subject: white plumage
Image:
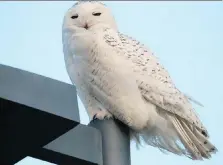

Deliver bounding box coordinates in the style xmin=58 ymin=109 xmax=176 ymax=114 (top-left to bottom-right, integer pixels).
xmin=62 ymin=1 xmax=217 ymax=160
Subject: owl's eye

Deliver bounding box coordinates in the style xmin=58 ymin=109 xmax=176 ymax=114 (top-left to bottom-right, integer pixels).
xmin=92 ymin=12 xmax=101 ymax=16
xmin=71 ymin=14 xmax=78 ymax=19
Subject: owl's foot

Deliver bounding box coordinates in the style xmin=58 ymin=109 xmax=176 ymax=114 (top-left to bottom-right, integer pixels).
xmin=92 ymin=109 xmax=113 ymax=121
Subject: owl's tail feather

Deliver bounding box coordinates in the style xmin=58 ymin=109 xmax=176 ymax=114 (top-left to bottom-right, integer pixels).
xmin=131 ymin=113 xmax=217 ymax=160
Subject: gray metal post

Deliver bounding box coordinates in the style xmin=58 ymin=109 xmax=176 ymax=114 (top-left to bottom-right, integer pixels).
xmin=89 ymin=119 xmax=131 ymax=165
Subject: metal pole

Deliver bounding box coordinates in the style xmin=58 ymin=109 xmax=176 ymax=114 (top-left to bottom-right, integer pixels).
xmin=89 ymin=119 xmax=131 ymax=165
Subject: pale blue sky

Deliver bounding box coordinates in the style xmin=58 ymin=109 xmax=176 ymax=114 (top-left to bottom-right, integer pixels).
xmin=1 ymin=1 xmax=222 ymax=165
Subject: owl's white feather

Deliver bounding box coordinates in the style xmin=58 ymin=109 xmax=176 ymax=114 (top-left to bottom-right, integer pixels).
xmin=62 ymin=1 xmax=217 ymax=160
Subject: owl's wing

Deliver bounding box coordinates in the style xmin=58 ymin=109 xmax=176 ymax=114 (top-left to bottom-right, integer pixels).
xmin=115 ymin=33 xmax=219 ymax=159
xmin=117 ymin=32 xmax=207 ymax=134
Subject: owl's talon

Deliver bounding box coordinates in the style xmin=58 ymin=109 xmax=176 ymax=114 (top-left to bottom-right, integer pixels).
xmin=93 ymin=114 xmax=97 ymax=121
xmin=104 ymin=115 xmax=113 ymax=120
xmin=91 ymin=109 xmax=113 ymax=121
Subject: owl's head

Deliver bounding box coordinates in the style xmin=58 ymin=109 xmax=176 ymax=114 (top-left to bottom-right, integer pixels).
xmin=63 ymin=1 xmax=117 ymax=32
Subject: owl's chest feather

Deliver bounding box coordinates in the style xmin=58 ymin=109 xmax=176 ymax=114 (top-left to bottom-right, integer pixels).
xmin=70 ymin=34 xmax=137 ymax=98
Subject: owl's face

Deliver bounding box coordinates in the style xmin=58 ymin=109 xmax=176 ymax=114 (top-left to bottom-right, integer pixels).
xmin=63 ymin=1 xmax=117 ymax=32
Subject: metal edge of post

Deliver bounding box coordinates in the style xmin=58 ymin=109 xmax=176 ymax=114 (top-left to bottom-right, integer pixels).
xmin=89 ymin=119 xmax=131 ymax=165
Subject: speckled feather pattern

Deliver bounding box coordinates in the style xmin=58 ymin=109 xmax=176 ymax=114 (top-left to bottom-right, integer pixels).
xmin=62 ymin=1 xmax=217 ymax=160
xmin=104 ymin=31 xmax=218 ymax=158
xmin=104 ymin=31 xmax=206 ymax=130
xmin=110 ymin=32 xmax=206 ymax=130
xmin=102 ymin=30 xmax=218 ymax=157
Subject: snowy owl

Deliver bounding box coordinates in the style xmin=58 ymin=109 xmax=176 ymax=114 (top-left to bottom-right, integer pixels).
xmin=62 ymin=1 xmax=217 ymax=160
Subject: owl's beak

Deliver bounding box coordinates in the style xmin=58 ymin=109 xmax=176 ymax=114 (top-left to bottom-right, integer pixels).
xmin=84 ymin=23 xmax=88 ymax=30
